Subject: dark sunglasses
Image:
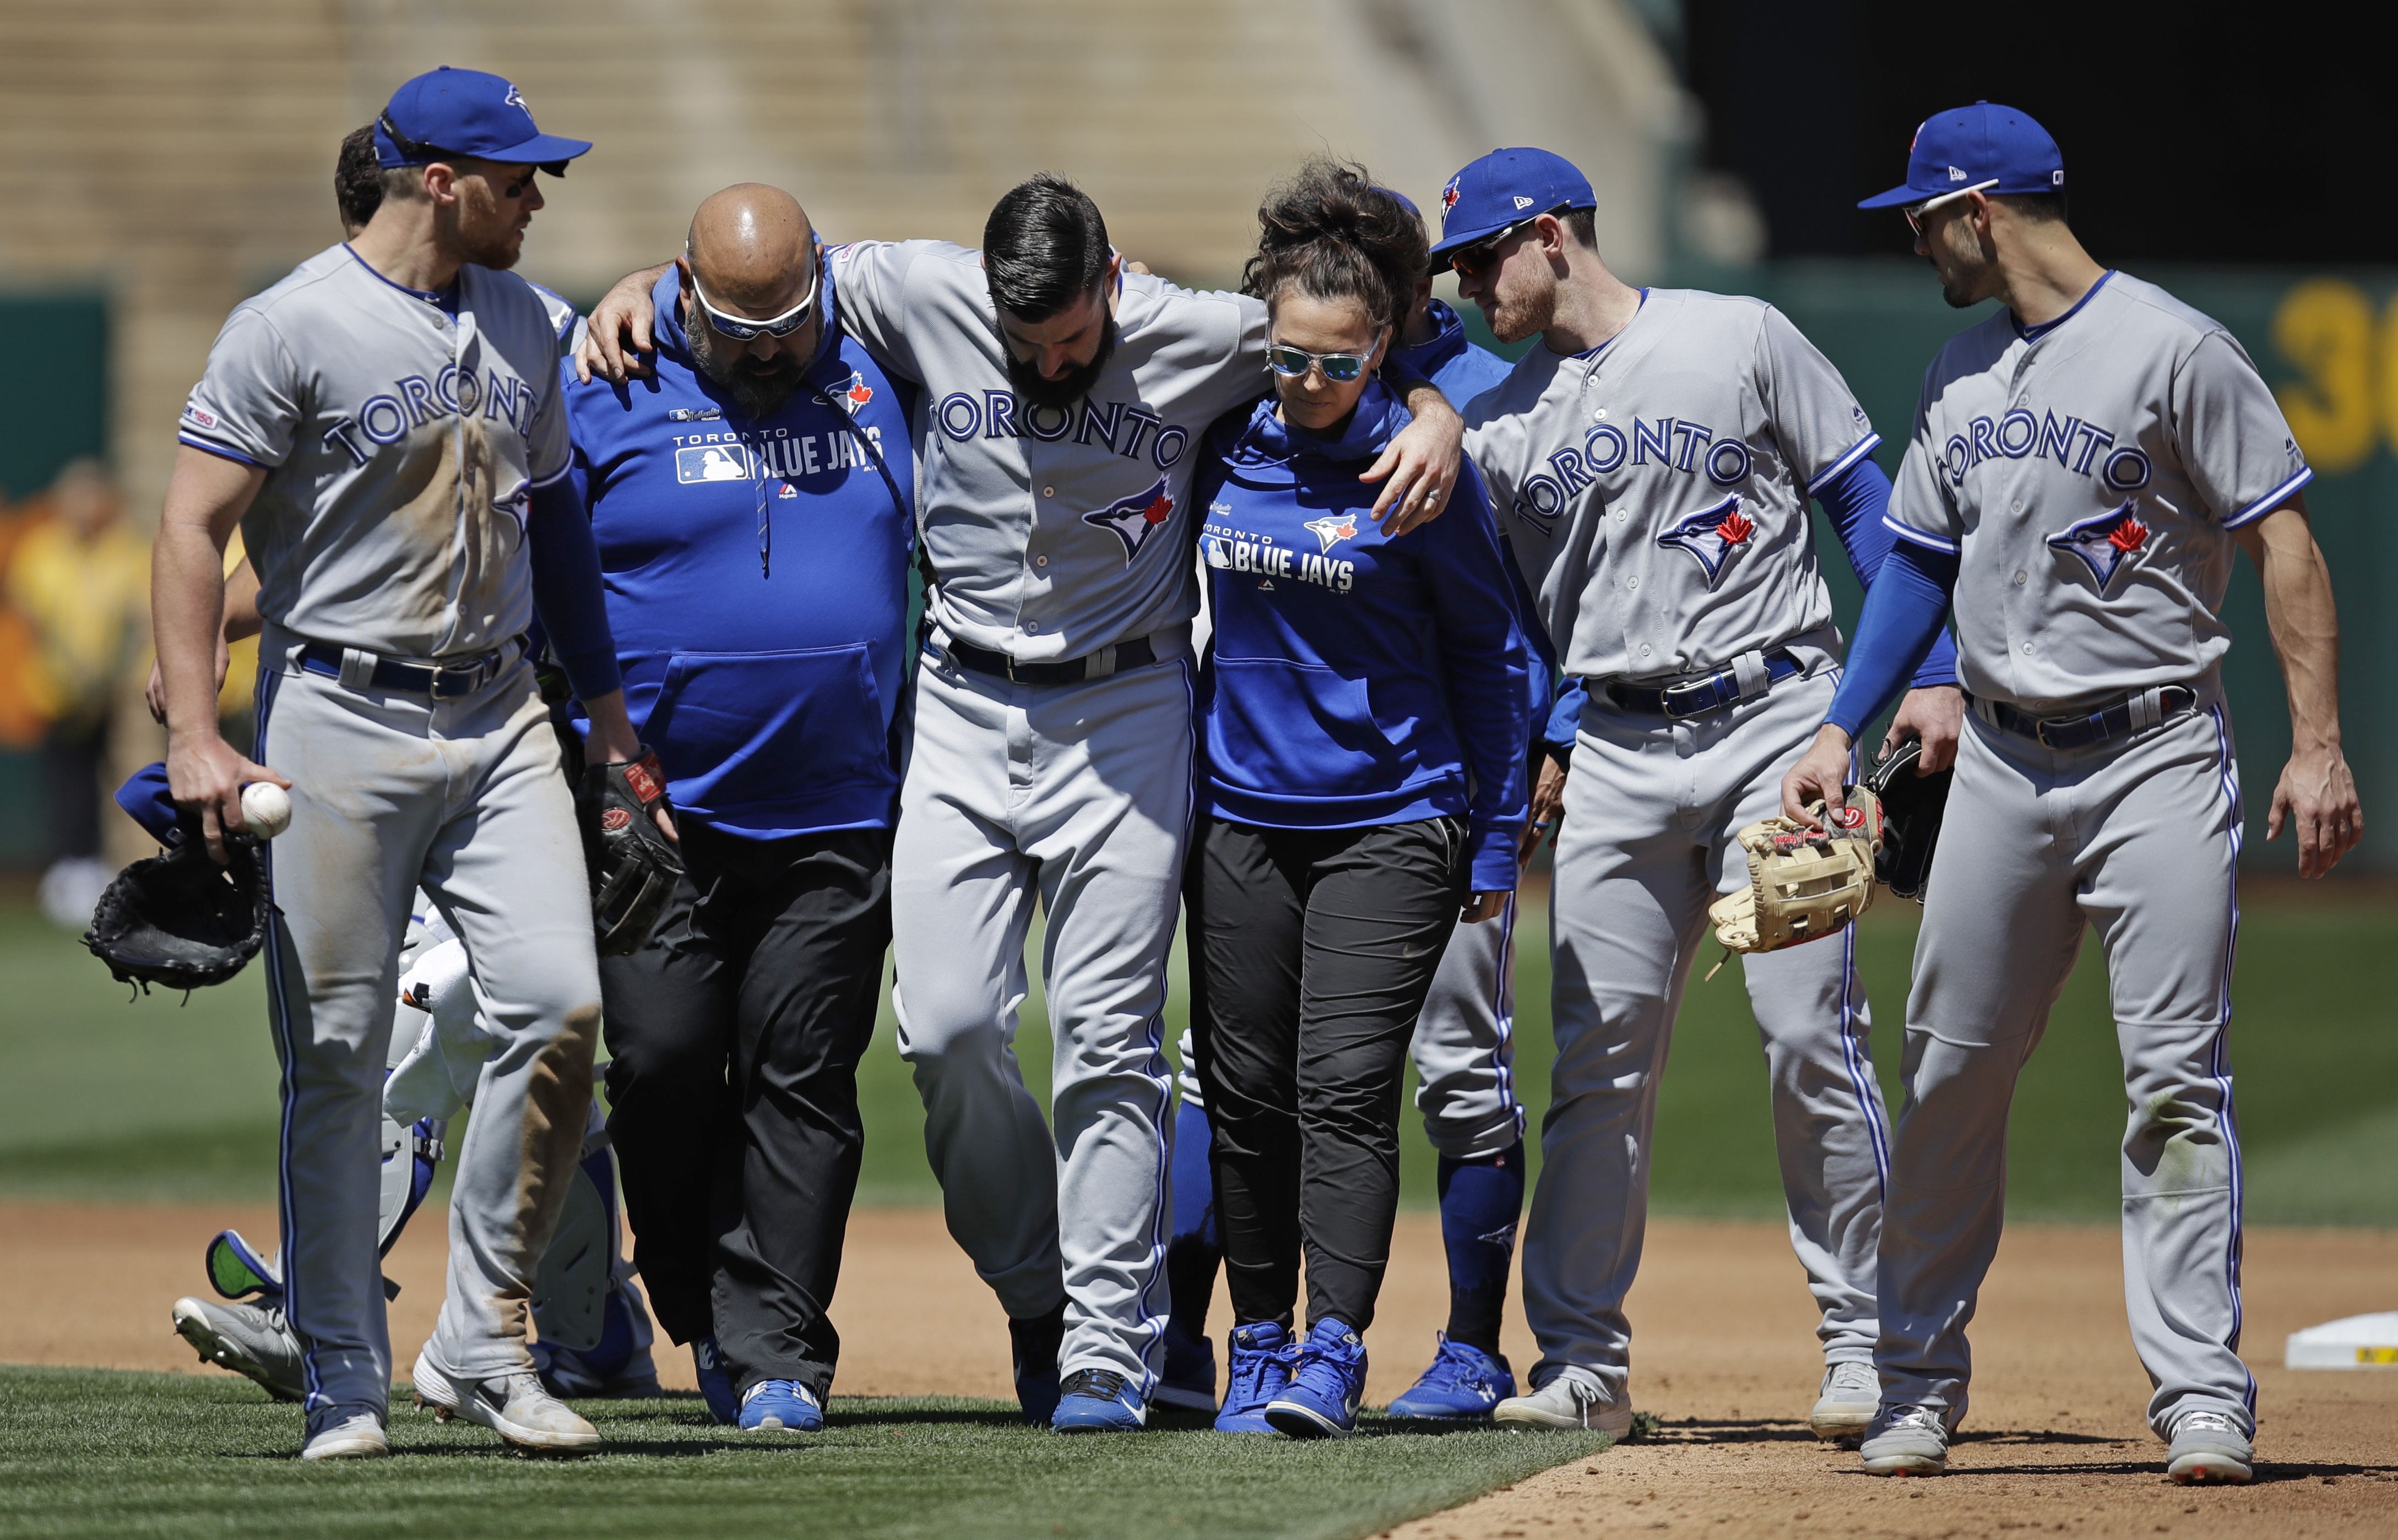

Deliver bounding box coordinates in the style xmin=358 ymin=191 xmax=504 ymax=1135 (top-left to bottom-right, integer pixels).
xmin=1266 ymin=329 xmax=1386 ymax=384
xmin=692 ymin=253 xmax=822 ymax=341
xmin=1447 ymin=205 xmax=1566 ymax=277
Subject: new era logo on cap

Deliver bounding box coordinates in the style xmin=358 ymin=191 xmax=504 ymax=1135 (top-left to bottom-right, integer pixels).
xmin=1859 ymin=101 xmax=2063 ymax=210
xmin=1513 ymin=195 xmax=1535 ymax=209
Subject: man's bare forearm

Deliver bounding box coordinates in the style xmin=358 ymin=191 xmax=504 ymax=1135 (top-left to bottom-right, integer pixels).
xmin=2245 ymin=504 xmax=2342 ymax=749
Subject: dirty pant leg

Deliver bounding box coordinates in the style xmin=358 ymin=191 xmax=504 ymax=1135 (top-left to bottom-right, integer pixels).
xmin=1521 ymin=762 xmax=1707 ymax=1404
xmin=422 ymin=681 xmax=606 ymax=1380
xmin=256 ymin=666 xmax=438 ymax=1419
xmin=2082 ymin=706 xmax=2252 ymax=1439
xmin=1878 ymin=720 xmax=2082 ymax=1430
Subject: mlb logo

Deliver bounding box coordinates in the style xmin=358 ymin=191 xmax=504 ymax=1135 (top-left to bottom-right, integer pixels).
xmin=676 ymin=444 xmax=752 ymax=483
xmin=182 ymin=405 xmax=218 ymax=429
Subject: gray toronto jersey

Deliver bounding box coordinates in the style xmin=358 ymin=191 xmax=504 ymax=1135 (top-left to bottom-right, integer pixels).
xmin=830 ymin=240 xmax=1269 ymax=661
xmin=1463 ymin=289 xmax=1881 ymax=681
xmin=1885 ymin=270 xmax=2312 ymax=712
xmin=180 ymin=244 xmax=572 ymax=661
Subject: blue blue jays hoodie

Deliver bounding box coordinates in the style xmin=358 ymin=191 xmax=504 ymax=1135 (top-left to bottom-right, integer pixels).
xmin=563 ymin=265 xmax=916 ymax=839
xmin=1193 ymin=383 xmax=1531 ymax=891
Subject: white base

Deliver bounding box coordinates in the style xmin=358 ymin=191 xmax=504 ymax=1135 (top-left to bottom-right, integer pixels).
xmin=2283 ymin=1311 xmax=2398 ymax=1370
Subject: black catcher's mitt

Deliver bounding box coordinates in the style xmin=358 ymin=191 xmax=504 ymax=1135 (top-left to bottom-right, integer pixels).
xmin=1862 ymin=736 xmax=1952 ymax=902
xmin=83 ymin=829 xmax=270 ymax=992
xmin=577 ymin=747 xmax=682 ymax=957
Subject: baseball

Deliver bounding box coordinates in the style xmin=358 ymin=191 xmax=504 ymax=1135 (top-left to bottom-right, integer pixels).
xmin=241 ymin=781 xmax=293 ymax=840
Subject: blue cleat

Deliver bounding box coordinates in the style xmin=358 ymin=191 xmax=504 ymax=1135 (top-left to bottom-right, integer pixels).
xmin=691 ymin=1336 xmax=739 ymax=1426
xmin=738 ymin=1379 xmax=824 ymax=1433
xmin=1156 ymin=1318 xmax=1218 ymax=1412
xmin=1214 ymin=1320 xmax=1295 ymax=1433
xmin=1010 ymin=1305 xmax=1066 ymax=1427
xmin=1266 ymin=1318 xmax=1367 ymax=1439
xmin=1051 ymin=1368 xmax=1148 ymax=1433
xmin=1387 ymin=1332 xmax=1516 ymax=1420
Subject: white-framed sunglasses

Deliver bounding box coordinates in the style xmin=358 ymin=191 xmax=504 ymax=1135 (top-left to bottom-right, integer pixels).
xmin=691 ymin=251 xmax=822 ymax=341
xmin=1903 ymin=178 xmax=2000 ymax=235
xmin=1265 ymin=328 xmax=1387 ymax=383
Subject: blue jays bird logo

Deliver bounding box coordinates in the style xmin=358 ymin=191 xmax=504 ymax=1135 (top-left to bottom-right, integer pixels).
xmin=2047 ymin=499 xmax=2150 ymax=593
xmin=835 ymin=371 xmax=874 ymax=415
xmin=1303 ymin=512 xmax=1358 ymax=553
xmin=1084 ymin=477 xmax=1176 ymax=564
xmin=1656 ymin=494 xmax=1757 ymax=587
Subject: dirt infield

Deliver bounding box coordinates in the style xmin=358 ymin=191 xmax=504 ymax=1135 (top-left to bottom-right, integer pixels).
xmin=8 ymin=1202 xmax=2393 ymax=1537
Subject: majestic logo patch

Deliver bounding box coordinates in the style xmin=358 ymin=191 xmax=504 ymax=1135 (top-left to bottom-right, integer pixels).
xmin=2047 ymin=498 xmax=2150 ymax=593
xmin=1084 ymin=477 xmax=1176 ymax=563
xmin=667 ymin=406 xmax=723 ymax=422
xmin=1655 ymin=494 xmax=1757 ymax=587
xmin=1302 ymin=513 xmax=1358 ymax=553
xmin=675 ymin=444 xmax=752 ymax=483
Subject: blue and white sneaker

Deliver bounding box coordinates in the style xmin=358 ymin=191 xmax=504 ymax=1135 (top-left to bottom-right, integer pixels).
xmin=1388 ymin=1333 xmax=1515 ymax=1419
xmin=1010 ymin=1306 xmax=1066 ymax=1427
xmin=1051 ymin=1368 xmax=1148 ymax=1433
xmin=1155 ymin=1318 xmax=1218 ymax=1411
xmin=738 ymin=1379 xmax=823 ymax=1433
xmin=1266 ymin=1318 xmax=1368 ymax=1439
xmin=1214 ymin=1320 xmax=1295 ymax=1434
xmin=691 ymin=1336 xmax=739 ymax=1426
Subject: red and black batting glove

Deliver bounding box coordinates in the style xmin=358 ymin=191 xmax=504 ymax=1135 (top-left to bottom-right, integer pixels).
xmin=576 ymin=747 xmax=683 ymax=956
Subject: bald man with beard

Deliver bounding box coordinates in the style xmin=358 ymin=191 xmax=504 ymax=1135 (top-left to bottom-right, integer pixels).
xmin=560 ymin=184 xmax=918 ymax=1434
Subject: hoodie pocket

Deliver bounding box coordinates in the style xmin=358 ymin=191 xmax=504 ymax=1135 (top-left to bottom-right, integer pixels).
xmin=1207 ymin=656 xmax=1397 ymax=797
xmin=647 ymin=645 xmax=889 ymax=817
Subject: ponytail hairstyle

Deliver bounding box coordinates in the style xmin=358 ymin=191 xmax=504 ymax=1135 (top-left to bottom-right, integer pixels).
xmin=1241 ymin=159 xmax=1427 ymax=337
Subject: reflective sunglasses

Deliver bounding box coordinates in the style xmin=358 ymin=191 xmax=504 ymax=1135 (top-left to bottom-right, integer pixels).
xmin=1266 ymin=329 xmax=1387 ymax=383
xmin=1447 ymin=205 xmax=1564 ymax=277
xmin=691 ymin=254 xmax=822 ymax=341
xmin=1903 ymin=178 xmax=1999 ymax=235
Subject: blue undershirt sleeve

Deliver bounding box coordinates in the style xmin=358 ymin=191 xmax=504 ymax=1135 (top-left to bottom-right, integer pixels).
xmin=524 ymin=475 xmax=623 ymax=702
xmin=1824 ymin=536 xmax=1958 ymax=739
xmin=1816 ymin=458 xmax=1960 ymax=690
xmin=1542 ymin=678 xmax=1585 ymax=761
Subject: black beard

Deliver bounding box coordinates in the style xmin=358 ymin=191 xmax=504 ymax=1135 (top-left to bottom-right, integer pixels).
xmin=1004 ymin=316 xmax=1118 ymax=411
xmin=688 ymin=314 xmax=805 ymax=417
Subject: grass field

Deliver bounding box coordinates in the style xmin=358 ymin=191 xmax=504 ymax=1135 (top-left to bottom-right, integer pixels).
xmin=0 ymin=1365 xmax=1604 ymax=1540
xmin=4 ymin=888 xmax=2395 ymax=1223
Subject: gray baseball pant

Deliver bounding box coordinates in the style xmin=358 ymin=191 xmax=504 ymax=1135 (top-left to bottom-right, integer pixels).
xmin=256 ymin=632 xmax=601 ymax=1428
xmin=890 ymin=645 xmax=1193 ymax=1396
xmin=1525 ymin=670 xmax=1891 ymax=1405
xmin=1878 ymin=693 xmax=2253 ymax=1441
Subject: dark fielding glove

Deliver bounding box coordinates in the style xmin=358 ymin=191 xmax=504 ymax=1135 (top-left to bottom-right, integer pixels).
xmin=1863 ymin=736 xmax=1952 ymax=902
xmin=83 ymin=828 xmax=270 ymax=993
xmin=577 ymin=747 xmax=681 ymax=957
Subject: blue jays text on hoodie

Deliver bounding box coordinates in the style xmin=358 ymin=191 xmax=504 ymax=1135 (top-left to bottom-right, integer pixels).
xmin=1192 ymin=383 xmax=1532 ymax=893
xmin=1390 ymin=298 xmax=1583 ymax=757
xmin=562 ymin=265 xmax=916 ymax=840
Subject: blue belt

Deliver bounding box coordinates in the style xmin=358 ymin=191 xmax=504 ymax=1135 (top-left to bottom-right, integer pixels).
xmin=296 ymin=639 xmax=519 ymax=699
xmin=1604 ymin=650 xmax=1801 ymax=720
xmin=1974 ymin=684 xmax=2196 ymax=751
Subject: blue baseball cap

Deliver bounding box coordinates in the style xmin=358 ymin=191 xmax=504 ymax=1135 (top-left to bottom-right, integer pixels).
xmin=374 ymin=67 xmax=590 ymax=173
xmin=1858 ymin=101 xmax=2063 ymax=210
xmin=116 ymin=761 xmax=186 ymax=847
xmin=1428 ymin=149 xmax=1597 ymax=263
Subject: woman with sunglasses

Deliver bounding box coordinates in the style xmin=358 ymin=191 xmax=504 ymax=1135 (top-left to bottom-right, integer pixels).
xmin=1186 ymin=159 xmax=1531 ymax=1439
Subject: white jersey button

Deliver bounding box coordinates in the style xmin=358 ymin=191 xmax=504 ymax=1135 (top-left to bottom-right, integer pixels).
xmin=2021 ymin=641 xmax=2034 ymax=655
xmin=2011 ymin=499 xmax=2025 ymax=513
xmin=1640 ymin=644 xmax=1652 ymax=659
xmin=1626 ymin=576 xmax=1639 ymax=590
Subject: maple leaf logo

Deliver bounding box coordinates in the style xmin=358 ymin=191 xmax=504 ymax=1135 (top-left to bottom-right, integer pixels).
xmin=1654 ymin=494 xmax=1757 ymax=588
xmin=2107 ymin=516 xmax=2148 ymax=553
xmin=2047 ymin=498 xmax=2150 ymax=595
xmin=1718 ymin=509 xmax=1755 ymax=545
xmin=847 ymin=380 xmax=874 ymax=407
xmin=1441 ymin=182 xmax=1460 ymax=210
xmin=1141 ymin=492 xmax=1173 ymax=525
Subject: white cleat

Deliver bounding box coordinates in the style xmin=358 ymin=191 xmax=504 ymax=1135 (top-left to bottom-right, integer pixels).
xmin=1859 ymin=1403 xmax=1949 ymax=1476
xmin=1492 ymin=1373 xmax=1634 ymax=1439
xmin=412 ymin=1347 xmax=600 ymax=1454
xmin=300 ymin=1411 xmax=389 ymax=1460
xmin=1809 ymin=1361 xmax=1879 ymax=1443
xmin=172 ymin=1296 xmax=305 ymax=1403
xmin=2166 ymin=1410 xmax=2254 ymax=1485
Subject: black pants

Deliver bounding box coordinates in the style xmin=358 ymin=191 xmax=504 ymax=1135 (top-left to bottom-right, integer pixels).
xmin=600 ymin=821 xmax=892 ymax=1398
xmin=1187 ymin=815 xmax=1466 ymax=1335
